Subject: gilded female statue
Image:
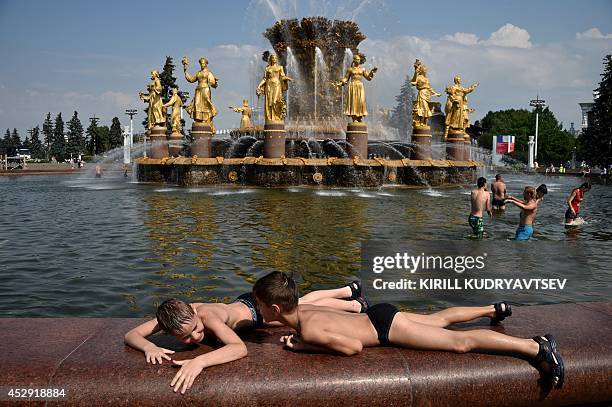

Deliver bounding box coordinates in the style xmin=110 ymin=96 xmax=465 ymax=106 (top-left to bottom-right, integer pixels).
xmin=182 ymin=57 xmax=218 ymax=131
xmin=162 ymin=87 xmax=183 ymax=135
xmin=256 ymin=54 xmax=291 ymax=123
xmin=334 ymin=54 xmax=377 ymax=122
xmin=139 ymin=70 xmax=165 ymax=130
xmin=410 ymin=59 xmax=440 ymax=128
xmin=444 ymin=75 xmax=478 ymax=137
xmin=229 ymin=99 xmax=253 ymax=129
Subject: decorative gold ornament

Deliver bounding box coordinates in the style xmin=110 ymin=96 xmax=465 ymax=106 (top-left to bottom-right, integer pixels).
xmin=256 ymin=54 xmax=292 ymax=123
xmin=162 ymin=87 xmax=183 ymax=135
xmin=333 ymin=54 xmax=377 ymax=122
xmin=183 ymin=56 xmax=218 ymax=132
xmin=410 ymin=59 xmax=440 ymax=129
xmin=312 ymin=172 xmax=323 ymax=183
xmin=444 ymin=75 xmax=478 ymax=137
xmin=139 ymin=70 xmax=166 ymax=130
xmin=228 ymin=171 xmax=238 ymax=182
xmin=229 ymin=99 xmax=253 ymax=128
xmin=387 ymin=171 xmax=397 ymax=182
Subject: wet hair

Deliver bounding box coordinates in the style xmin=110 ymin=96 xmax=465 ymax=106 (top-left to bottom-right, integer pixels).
xmin=156 ymin=298 xmax=194 ymax=335
xmin=477 ymin=177 xmax=487 ymax=188
xmin=495 ymin=174 xmax=501 ymax=181
xmin=523 ymin=186 xmax=536 ymax=201
xmin=536 ymin=184 xmax=547 ymax=199
xmin=580 ymin=182 xmax=591 ymax=190
xmin=253 ymin=272 xmax=299 ymax=312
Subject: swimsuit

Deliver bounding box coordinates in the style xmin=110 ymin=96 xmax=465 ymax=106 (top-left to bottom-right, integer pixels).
xmin=515 ymin=224 xmax=533 ymax=241
xmin=366 ymin=303 xmax=399 ymax=346
xmin=468 ymin=214 xmax=484 ymax=237
xmin=566 ymin=189 xmax=584 ymax=220
xmin=233 ymin=292 xmax=264 ymax=328
xmin=492 ymin=197 xmax=505 ymax=207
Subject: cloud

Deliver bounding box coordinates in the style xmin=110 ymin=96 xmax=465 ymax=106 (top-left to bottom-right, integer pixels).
xmin=441 ymin=32 xmax=480 ymax=46
xmin=485 ymin=23 xmax=531 ymax=48
xmin=576 ymin=27 xmax=612 ymax=40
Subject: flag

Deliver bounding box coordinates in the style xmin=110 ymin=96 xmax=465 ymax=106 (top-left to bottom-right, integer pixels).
xmin=496 ymin=135 xmax=515 ymax=154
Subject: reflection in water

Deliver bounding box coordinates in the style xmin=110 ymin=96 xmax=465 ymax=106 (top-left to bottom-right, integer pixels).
xmin=0 ymin=173 xmax=610 ymax=317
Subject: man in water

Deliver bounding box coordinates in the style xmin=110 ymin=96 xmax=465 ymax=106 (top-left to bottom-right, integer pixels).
xmin=469 ymin=177 xmax=492 ymax=238
xmin=491 ymin=174 xmax=507 ymax=210
xmin=565 ymin=182 xmax=591 ymax=225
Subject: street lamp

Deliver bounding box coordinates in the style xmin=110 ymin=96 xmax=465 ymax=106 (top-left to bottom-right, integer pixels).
xmin=529 ymin=96 xmax=546 ymax=162
xmin=125 ymin=109 xmax=137 ymax=146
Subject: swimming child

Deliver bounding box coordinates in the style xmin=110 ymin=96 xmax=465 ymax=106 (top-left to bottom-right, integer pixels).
xmin=254 ymin=272 xmax=565 ymax=390
xmin=504 ymin=186 xmax=540 ymax=241
xmin=565 ymin=182 xmax=591 ymax=225
xmin=469 ymin=177 xmax=492 ymax=238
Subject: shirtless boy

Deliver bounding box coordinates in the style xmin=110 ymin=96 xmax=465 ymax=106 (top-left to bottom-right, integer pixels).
xmin=254 ymin=272 xmax=564 ymax=389
xmin=491 ymin=174 xmax=507 ymax=210
xmin=469 ymin=177 xmax=492 ymax=238
xmin=505 ymin=186 xmax=542 ymax=241
xmin=124 ymin=283 xmax=366 ymax=394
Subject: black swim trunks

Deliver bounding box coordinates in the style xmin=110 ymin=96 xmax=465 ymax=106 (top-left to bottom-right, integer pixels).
xmin=492 ymin=197 xmax=505 ymax=207
xmin=366 ymin=303 xmax=399 ymax=346
xmin=565 ymin=208 xmax=578 ymax=221
xmin=233 ymin=292 xmax=264 ymax=328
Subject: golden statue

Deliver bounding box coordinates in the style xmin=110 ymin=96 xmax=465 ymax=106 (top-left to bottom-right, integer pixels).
xmin=229 ymin=99 xmax=253 ymax=128
xmin=182 ymin=56 xmax=218 ymax=132
xmin=334 ymin=54 xmax=377 ymax=122
xmin=162 ymin=88 xmax=183 ymax=136
xmin=139 ymin=70 xmax=165 ymax=130
xmin=444 ymin=75 xmax=478 ymax=137
xmin=256 ymin=54 xmax=291 ymax=123
xmin=410 ymin=59 xmax=440 ymax=128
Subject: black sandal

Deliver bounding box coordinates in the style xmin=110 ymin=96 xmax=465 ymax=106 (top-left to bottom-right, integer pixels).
xmin=491 ymin=301 xmax=512 ymax=324
xmin=532 ymin=334 xmax=565 ymax=389
xmin=355 ymin=296 xmax=369 ymax=313
xmin=345 ymin=280 xmax=362 ymax=300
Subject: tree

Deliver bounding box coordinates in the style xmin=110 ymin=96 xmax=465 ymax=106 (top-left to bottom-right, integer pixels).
xmin=478 ymin=107 xmax=574 ymax=165
xmin=66 ymin=111 xmax=86 ymax=157
xmin=388 ymin=75 xmax=415 ymax=139
xmin=86 ymin=117 xmax=100 ymax=156
xmin=10 ymin=128 xmax=22 ymax=155
xmin=30 ymin=126 xmax=45 ymax=159
xmin=578 ymin=54 xmax=612 ymax=166
xmin=96 ymin=125 xmax=110 ymax=153
xmin=50 ymin=112 xmax=66 ymax=161
xmin=108 ymin=117 xmax=123 ymax=150
xmin=2 ymin=129 xmax=11 ymax=155
xmin=42 ymin=112 xmax=53 ymax=160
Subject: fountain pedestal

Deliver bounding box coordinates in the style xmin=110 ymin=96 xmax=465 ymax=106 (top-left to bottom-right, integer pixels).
xmin=346 ymin=122 xmax=368 ymax=158
xmin=191 ymin=122 xmax=213 ymax=158
xmin=148 ymin=126 xmax=169 ymax=158
xmin=463 ymin=134 xmax=471 ymax=161
xmin=411 ymin=126 xmax=432 ymax=160
xmin=446 ymin=130 xmax=466 ymax=161
xmin=168 ymin=133 xmax=184 ymax=157
xmin=264 ymin=122 xmax=286 ymax=158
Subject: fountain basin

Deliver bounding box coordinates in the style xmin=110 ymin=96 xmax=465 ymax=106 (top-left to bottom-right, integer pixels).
xmin=135 ymin=157 xmax=480 ymax=187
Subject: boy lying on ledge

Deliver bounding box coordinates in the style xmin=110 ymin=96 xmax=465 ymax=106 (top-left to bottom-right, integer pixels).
xmin=124 ymin=283 xmax=367 ymax=394
xmin=253 ymin=271 xmax=565 ymax=390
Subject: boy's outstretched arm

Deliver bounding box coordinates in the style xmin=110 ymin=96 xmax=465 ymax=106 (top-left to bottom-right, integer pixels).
xmin=124 ymin=318 xmax=175 ymax=364
xmin=170 ymin=318 xmax=247 ymax=394
xmin=286 ymin=328 xmax=363 ymax=356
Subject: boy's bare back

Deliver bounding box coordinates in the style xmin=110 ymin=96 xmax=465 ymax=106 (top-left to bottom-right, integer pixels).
xmin=297 ymin=305 xmax=379 ymax=347
xmin=470 ymin=189 xmax=490 ymax=217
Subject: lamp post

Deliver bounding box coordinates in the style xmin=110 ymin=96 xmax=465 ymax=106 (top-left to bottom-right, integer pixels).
xmin=529 ymin=96 xmax=546 ymax=162
xmin=125 ymin=109 xmax=137 ymax=146
xmin=89 ymin=114 xmax=99 ymax=157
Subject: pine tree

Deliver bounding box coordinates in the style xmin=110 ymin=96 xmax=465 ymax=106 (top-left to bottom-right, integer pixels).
xmin=42 ymin=112 xmax=53 ymax=160
xmin=96 ymin=125 xmax=110 ymax=153
xmin=66 ymin=111 xmax=85 ymax=157
xmin=86 ymin=117 xmax=100 ymax=156
xmin=108 ymin=117 xmax=123 ymax=150
xmin=10 ymin=128 xmax=22 ymax=156
xmin=388 ymin=75 xmax=415 ymax=139
xmin=160 ymin=56 xmax=178 ymax=102
xmin=2 ymin=129 xmax=11 ymax=156
xmin=578 ymin=54 xmax=612 ymax=167
xmin=50 ymin=113 xmax=66 ymax=161
xmin=30 ymin=126 xmax=44 ymax=159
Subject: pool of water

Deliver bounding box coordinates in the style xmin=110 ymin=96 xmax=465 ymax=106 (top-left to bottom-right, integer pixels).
xmin=1 ymin=172 xmax=610 ymax=317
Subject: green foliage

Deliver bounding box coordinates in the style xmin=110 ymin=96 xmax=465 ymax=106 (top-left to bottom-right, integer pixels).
xmin=108 ymin=117 xmax=123 ymax=150
xmin=66 ymin=111 xmax=86 ymax=157
xmin=42 ymin=112 xmax=53 ymax=159
xmin=50 ymin=113 xmax=66 ymax=161
xmin=578 ymin=54 xmax=612 ymax=166
xmin=388 ymin=75 xmax=415 ymax=139
xmin=29 ymin=126 xmax=45 ymax=159
xmin=85 ymin=117 xmax=100 ymax=155
xmin=96 ymin=126 xmax=110 ymax=153
xmin=478 ymin=107 xmax=575 ymax=165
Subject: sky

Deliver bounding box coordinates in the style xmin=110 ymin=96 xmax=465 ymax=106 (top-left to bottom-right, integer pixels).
xmin=0 ymin=0 xmax=611 ymax=137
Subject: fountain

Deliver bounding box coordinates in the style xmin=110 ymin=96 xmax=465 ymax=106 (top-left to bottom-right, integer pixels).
xmin=136 ymin=17 xmax=481 ymax=187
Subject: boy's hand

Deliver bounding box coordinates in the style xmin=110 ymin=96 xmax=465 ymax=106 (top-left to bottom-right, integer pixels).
xmin=280 ymin=334 xmax=303 ymax=351
xmin=143 ymin=345 xmax=175 ymax=364
xmin=171 ymin=358 xmax=204 ymax=394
